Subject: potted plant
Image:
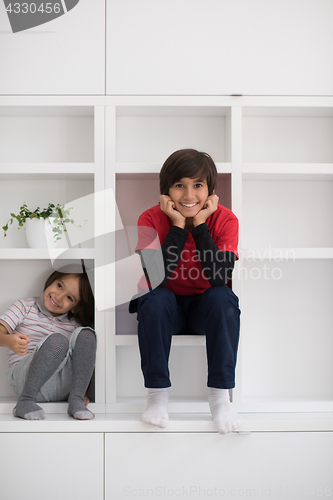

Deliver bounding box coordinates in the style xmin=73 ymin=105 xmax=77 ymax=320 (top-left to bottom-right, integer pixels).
xmin=2 ymin=203 xmax=75 ymax=248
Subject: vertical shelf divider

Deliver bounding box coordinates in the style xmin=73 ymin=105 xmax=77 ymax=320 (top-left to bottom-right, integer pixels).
xmin=105 ymin=105 xmax=117 ymax=407
xmin=94 ymin=105 xmax=106 ymax=410
xmin=230 ymin=104 xmax=243 ymax=404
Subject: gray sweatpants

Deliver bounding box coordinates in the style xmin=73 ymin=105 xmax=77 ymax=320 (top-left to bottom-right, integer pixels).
xmin=6 ymin=327 xmax=95 ymax=402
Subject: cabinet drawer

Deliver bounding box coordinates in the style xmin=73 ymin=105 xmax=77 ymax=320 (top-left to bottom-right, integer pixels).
xmin=0 ymin=433 xmax=104 ymax=500
xmin=106 ymin=432 xmax=333 ymax=500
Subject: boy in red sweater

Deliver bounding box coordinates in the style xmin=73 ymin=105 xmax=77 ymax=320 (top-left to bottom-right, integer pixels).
xmin=130 ymin=149 xmax=241 ymax=434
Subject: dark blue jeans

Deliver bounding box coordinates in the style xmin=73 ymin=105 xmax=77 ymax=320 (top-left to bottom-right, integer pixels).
xmin=136 ymin=286 xmax=241 ymax=389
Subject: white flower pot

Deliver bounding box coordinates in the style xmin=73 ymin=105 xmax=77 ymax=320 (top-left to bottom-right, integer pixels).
xmin=25 ymin=217 xmax=66 ymax=249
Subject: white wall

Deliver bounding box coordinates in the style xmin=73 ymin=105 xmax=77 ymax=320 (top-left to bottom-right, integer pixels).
xmin=0 ymin=0 xmax=332 ymax=95
xmin=108 ymin=0 xmax=333 ymax=95
xmin=0 ymin=0 xmax=105 ymax=94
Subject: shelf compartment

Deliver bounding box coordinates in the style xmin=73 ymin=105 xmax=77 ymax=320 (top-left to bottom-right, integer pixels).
xmin=0 ymin=260 xmax=56 ymax=400
xmin=241 ymin=260 xmax=333 ymax=403
xmin=115 ymin=106 xmax=231 ymax=163
xmin=116 ymin=346 xmax=208 ymax=400
xmin=0 ymin=178 xmax=94 ymax=249
xmin=242 ymin=177 xmax=333 ymax=248
xmin=115 ymin=172 xmax=232 ymax=225
xmin=114 ymin=173 xmax=232 ymax=318
xmin=0 ymin=258 xmax=96 ymax=404
xmin=242 ymin=107 xmax=333 ymax=163
xmin=0 ymin=106 xmax=94 ymax=163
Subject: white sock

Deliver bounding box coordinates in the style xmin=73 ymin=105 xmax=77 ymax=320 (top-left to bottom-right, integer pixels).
xmin=142 ymin=388 xmax=169 ymax=429
xmin=208 ymin=388 xmax=242 ymax=434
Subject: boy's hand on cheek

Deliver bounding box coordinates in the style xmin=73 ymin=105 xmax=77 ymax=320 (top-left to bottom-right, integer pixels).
xmin=160 ymin=195 xmax=186 ymax=229
xmin=193 ymin=194 xmax=219 ymax=227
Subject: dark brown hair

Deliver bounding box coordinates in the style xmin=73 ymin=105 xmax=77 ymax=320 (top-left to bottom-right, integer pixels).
xmin=159 ymin=149 xmax=218 ymax=196
xmin=44 ymin=271 xmax=94 ymax=328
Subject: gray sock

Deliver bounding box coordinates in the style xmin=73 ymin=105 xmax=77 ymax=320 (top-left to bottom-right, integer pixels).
xmin=14 ymin=333 xmax=69 ymax=420
xmin=67 ymin=328 xmax=96 ymax=420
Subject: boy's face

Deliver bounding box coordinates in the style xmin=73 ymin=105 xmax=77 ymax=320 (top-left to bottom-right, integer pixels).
xmin=168 ymin=177 xmax=209 ymax=218
xmin=43 ymin=275 xmax=80 ymax=317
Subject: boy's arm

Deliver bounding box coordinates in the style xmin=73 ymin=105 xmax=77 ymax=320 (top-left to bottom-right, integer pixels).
xmin=140 ymin=225 xmax=188 ymax=288
xmin=0 ymin=323 xmax=10 ymax=346
xmin=191 ymin=223 xmax=237 ymax=286
xmin=0 ymin=322 xmax=30 ymax=355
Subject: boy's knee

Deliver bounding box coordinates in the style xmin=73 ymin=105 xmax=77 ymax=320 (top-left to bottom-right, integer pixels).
xmin=77 ymin=328 xmax=97 ymax=345
xmin=203 ymin=285 xmax=229 ymax=301
xmin=202 ymin=286 xmax=239 ymax=311
xmin=47 ymin=332 xmax=69 ymax=347
xmin=69 ymin=328 xmax=96 ymax=353
xmin=138 ymin=287 xmax=176 ymax=311
xmin=40 ymin=333 xmax=69 ymax=354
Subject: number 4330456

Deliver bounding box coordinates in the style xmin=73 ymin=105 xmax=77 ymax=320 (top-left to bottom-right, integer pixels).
xmin=5 ymin=3 xmax=62 ymax=14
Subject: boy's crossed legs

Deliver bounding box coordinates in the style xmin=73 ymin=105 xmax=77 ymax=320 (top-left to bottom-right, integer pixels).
xmin=137 ymin=287 xmax=242 ymax=434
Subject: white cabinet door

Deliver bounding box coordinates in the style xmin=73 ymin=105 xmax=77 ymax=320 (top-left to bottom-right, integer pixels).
xmin=0 ymin=433 xmax=104 ymax=500
xmin=106 ymin=0 xmax=333 ymax=96
xmin=105 ymin=432 xmax=333 ymax=500
xmin=0 ymin=1 xmax=105 ymax=94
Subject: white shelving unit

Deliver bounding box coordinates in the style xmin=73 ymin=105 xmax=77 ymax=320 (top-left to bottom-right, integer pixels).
xmin=1 ymin=2 xmax=333 ymax=494
xmin=0 ymin=95 xmax=332 ymax=423
xmin=0 ymin=99 xmax=106 ymax=413
xmin=0 ymin=95 xmax=332 ymax=500
xmin=240 ymin=103 xmax=333 ymax=413
xmin=102 ymin=96 xmax=333 ymax=416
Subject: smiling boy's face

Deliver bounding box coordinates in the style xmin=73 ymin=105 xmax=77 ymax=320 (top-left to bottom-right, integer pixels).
xmin=43 ymin=275 xmax=80 ymax=317
xmin=168 ymin=177 xmax=209 ymax=218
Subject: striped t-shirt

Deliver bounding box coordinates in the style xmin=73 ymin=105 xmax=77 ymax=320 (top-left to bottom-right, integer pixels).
xmin=0 ymin=297 xmax=80 ymax=367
